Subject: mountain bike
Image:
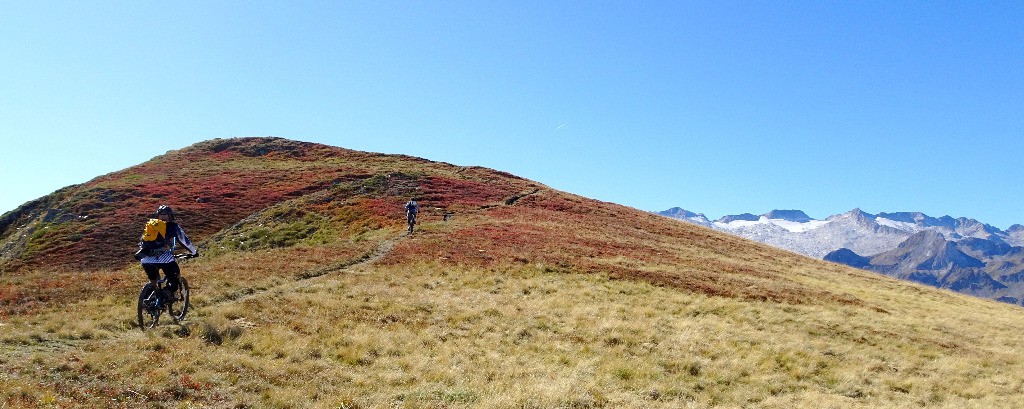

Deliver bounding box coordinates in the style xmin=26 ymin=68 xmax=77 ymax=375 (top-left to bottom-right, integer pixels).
xmin=137 ymin=254 xmax=194 ymax=330
xmin=407 ymin=212 xmax=417 ymax=233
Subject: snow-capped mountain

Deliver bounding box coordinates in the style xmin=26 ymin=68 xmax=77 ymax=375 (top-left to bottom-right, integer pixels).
xmin=999 ymin=224 xmax=1024 ymax=247
xmin=699 ymin=208 xmax=911 ymax=258
xmin=658 ymin=207 xmax=712 ymax=226
xmin=658 ymin=207 xmax=1024 ymax=305
xmin=660 ymin=207 xmax=1018 ymax=259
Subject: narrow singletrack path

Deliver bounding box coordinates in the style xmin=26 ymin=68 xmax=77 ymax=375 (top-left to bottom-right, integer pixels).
xmin=201 ymin=236 xmax=398 ymax=307
xmin=1 ymin=233 xmax=403 ymax=357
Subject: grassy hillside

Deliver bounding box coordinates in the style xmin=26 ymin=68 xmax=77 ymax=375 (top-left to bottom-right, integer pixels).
xmin=3 ymin=137 xmax=1024 ymax=408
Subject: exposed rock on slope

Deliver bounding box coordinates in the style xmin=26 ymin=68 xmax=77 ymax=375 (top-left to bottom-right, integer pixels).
xmin=662 ymin=207 xmax=1024 ymax=304
xmin=825 ymin=231 xmax=1023 ymax=302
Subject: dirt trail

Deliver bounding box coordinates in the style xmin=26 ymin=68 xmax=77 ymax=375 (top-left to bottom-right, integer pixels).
xmin=1 ymin=234 xmax=402 ymax=357
xmin=202 ymin=236 xmax=397 ymax=306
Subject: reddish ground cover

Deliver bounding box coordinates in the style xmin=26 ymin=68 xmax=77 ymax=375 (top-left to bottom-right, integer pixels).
xmin=1 ymin=136 xmax=864 ymax=313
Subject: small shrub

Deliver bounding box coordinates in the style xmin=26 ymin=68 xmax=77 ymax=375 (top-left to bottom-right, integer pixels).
xmin=223 ymin=325 xmax=245 ymax=341
xmin=201 ymin=322 xmax=223 ymax=345
xmin=612 ymin=367 xmax=635 ymax=381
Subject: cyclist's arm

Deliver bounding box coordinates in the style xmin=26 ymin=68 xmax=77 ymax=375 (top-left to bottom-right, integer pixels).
xmin=172 ymin=225 xmax=198 ymax=255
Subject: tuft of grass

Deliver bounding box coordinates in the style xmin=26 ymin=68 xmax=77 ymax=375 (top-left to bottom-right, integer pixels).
xmin=201 ymin=321 xmax=224 ymax=345
xmin=4 ymin=255 xmax=1024 ymax=407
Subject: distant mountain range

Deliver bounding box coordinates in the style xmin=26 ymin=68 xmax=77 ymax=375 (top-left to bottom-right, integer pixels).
xmin=659 ymin=207 xmax=1024 ymax=304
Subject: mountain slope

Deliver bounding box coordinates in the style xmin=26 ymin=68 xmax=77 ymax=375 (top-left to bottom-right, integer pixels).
xmin=0 ymin=138 xmax=542 ymax=272
xmin=2 ymin=138 xmax=367 ymax=271
xmin=824 ymin=231 xmax=1024 ymax=302
xmin=662 ymin=207 xmax=1019 ymax=260
xmin=697 ymin=208 xmax=910 ymax=258
xmin=662 ymin=207 xmax=1024 ymax=304
xmin=4 ymin=137 xmax=1024 ymax=408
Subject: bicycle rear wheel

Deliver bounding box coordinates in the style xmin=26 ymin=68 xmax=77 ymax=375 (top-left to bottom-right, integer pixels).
xmin=137 ymin=283 xmax=161 ymax=329
xmin=168 ymin=277 xmax=190 ymax=322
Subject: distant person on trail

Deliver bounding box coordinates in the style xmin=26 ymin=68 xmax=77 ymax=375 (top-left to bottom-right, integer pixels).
xmin=134 ymin=205 xmax=198 ymax=304
xmin=405 ymin=198 xmax=419 ymax=233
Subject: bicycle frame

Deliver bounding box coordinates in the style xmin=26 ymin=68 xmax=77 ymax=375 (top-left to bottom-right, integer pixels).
xmin=137 ymin=253 xmax=194 ymax=329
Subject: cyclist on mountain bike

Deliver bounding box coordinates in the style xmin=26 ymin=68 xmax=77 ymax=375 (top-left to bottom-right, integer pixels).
xmin=405 ymin=198 xmax=419 ymax=232
xmin=135 ymin=205 xmax=198 ymax=304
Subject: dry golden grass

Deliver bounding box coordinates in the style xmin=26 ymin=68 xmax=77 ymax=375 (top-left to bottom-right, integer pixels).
xmin=4 ymin=139 xmax=1024 ymax=408
xmin=4 ymin=220 xmax=1024 ymax=408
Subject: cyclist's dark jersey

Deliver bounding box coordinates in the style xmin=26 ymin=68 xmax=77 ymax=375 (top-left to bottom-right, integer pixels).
xmin=139 ymin=221 xmax=197 ymax=264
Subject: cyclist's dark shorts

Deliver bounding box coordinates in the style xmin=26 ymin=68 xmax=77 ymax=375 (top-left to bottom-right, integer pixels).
xmin=142 ymin=262 xmax=181 ymax=292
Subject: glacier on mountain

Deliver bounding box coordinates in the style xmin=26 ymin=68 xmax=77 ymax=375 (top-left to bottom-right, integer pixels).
xmin=658 ymin=208 xmax=1018 ymax=260
xmin=658 ymin=207 xmax=1024 ymax=305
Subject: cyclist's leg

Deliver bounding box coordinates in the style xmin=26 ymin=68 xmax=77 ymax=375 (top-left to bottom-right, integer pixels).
xmin=142 ymin=263 xmax=161 ymax=293
xmin=163 ymin=262 xmax=182 ymax=300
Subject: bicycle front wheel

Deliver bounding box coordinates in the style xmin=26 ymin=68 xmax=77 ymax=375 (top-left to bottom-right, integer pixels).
xmin=137 ymin=283 xmax=161 ymax=330
xmin=168 ymin=277 xmax=190 ymax=322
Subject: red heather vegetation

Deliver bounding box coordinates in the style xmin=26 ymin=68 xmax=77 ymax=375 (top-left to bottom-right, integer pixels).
xmin=2 ymin=138 xmax=406 ymax=271
xmin=383 ymin=188 xmax=866 ymax=307
xmin=1 ymin=136 xmax=872 ymax=308
xmin=8 ymin=137 xmax=1024 ymax=408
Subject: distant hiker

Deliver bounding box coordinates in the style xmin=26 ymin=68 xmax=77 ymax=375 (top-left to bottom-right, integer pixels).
xmin=134 ymin=205 xmax=198 ymax=304
xmin=405 ymin=199 xmax=419 ymax=233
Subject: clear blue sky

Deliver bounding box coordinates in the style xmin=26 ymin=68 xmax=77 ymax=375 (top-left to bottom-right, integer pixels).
xmin=2 ymin=1 xmax=1022 ymax=228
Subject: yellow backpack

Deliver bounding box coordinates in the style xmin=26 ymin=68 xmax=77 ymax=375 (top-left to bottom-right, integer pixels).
xmin=142 ymin=219 xmax=167 ymax=243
